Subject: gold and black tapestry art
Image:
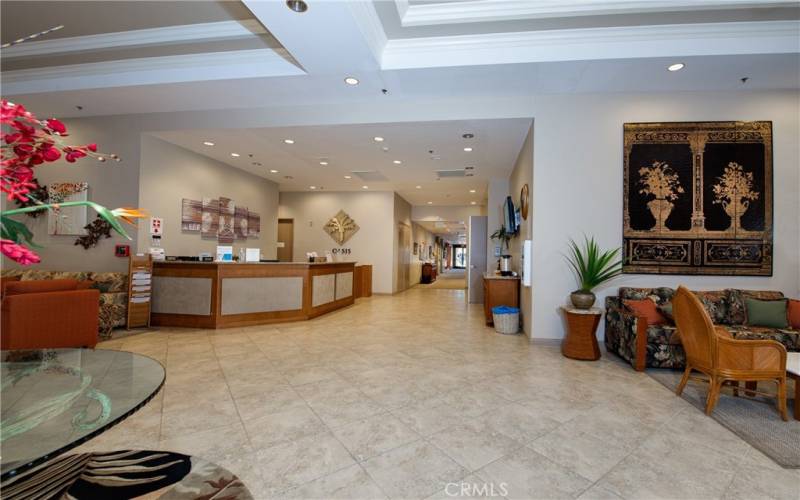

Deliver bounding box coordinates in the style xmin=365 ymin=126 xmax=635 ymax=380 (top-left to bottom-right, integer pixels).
xmin=623 ymin=121 xmax=772 ymax=276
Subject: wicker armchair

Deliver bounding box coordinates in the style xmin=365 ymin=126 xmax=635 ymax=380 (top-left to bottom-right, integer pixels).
xmin=672 ymin=286 xmax=788 ymax=420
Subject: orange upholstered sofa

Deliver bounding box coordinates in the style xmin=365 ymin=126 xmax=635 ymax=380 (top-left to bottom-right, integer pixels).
xmin=1 ymin=279 xmax=100 ymax=350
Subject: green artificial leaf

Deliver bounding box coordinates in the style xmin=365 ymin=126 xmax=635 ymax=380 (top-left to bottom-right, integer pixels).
xmin=564 ymin=235 xmax=622 ymax=292
xmin=0 ymin=215 xmax=42 ymax=248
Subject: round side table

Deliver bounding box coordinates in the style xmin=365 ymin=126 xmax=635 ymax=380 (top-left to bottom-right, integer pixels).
xmin=560 ymin=306 xmax=602 ymax=361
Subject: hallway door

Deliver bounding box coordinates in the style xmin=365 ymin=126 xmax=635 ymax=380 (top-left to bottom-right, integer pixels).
xmin=467 ymin=215 xmax=487 ymax=304
xmin=277 ymin=218 xmax=294 ymax=262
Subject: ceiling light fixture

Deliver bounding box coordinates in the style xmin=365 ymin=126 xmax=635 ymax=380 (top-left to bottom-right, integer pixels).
xmin=469 ymin=189 xmax=476 ymax=193
xmin=286 ymin=0 xmax=308 ymax=13
xmin=393 ymin=160 xmax=402 ymax=165
xmin=415 ymin=185 xmax=421 ymax=189
xmin=427 ymin=201 xmax=433 ymax=205
xmin=463 ymin=147 xmax=473 ymax=152
xmin=344 ymin=77 xmax=359 ymax=86
xmin=668 ymin=63 xmax=685 ymax=72
xmin=362 ymin=185 xmax=369 ymax=189
xmin=309 ymin=186 xmax=317 ymax=190
xmin=373 ymin=136 xmax=384 ymax=142
xmin=269 ymin=169 xmax=279 ymax=173
xmin=230 ymin=153 xmax=240 ymax=157
xmin=462 ymin=133 xmax=474 ymax=139
xmin=283 ymin=139 xmax=295 ymax=144
xmin=344 ymin=175 xmax=352 ymax=179
xmin=319 ymin=161 xmax=328 ymax=166
xmin=471 ymin=201 xmax=477 ymax=205
xmin=203 ymin=141 xmax=215 ymax=146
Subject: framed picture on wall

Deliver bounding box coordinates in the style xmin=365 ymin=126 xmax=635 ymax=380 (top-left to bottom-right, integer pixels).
xmin=413 ymin=242 xmax=418 ymax=255
xmin=623 ymin=121 xmax=772 ymax=275
xmin=47 ymin=182 xmax=89 ymax=235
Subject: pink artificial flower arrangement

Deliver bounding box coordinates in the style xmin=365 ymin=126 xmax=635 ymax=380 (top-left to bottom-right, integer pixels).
xmin=1 ymin=99 xmax=146 ymax=265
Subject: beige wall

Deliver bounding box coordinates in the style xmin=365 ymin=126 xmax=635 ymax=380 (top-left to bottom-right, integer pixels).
xmin=2 ymin=116 xmax=142 ymax=273
xmin=486 ymin=178 xmax=510 ymax=272
xmin=137 ymin=135 xmax=279 ymax=259
xmin=508 ymin=124 xmax=534 ymax=337
xmin=278 ymin=191 xmax=395 ymax=294
xmin=531 ymin=90 xmax=800 ymax=340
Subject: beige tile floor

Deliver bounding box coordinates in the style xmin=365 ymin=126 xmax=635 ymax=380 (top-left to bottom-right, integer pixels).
xmin=78 ymin=288 xmax=799 ymax=499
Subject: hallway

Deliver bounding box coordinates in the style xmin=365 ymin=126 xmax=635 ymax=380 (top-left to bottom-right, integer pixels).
xmin=417 ymin=268 xmax=466 ymax=290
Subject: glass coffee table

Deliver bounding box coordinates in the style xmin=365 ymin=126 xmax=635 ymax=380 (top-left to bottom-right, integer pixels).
xmin=1 ymin=348 xmax=165 ymax=480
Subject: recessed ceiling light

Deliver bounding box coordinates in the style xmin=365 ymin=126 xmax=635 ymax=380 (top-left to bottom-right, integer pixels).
xmin=283 ymin=139 xmax=295 ymax=144
xmin=471 ymin=201 xmax=477 ymax=205
xmin=319 ymin=161 xmax=328 ymax=166
xmin=230 ymin=153 xmax=240 ymax=157
xmin=415 ymin=185 xmax=421 ymax=189
xmin=469 ymin=189 xmax=476 ymax=193
xmin=427 ymin=201 xmax=433 ymax=205
xmin=286 ymin=0 xmax=307 ymax=13
xmin=462 ymin=133 xmax=474 ymax=139
xmin=269 ymin=169 xmax=279 ymax=173
xmin=393 ymin=160 xmax=402 ymax=165
xmin=668 ymin=63 xmax=685 ymax=72
xmin=362 ymin=185 xmax=369 ymax=189
xmin=203 ymin=141 xmax=215 ymax=146
xmin=309 ymin=186 xmax=317 ymax=190
xmin=344 ymin=77 xmax=359 ymax=86
xmin=373 ymin=136 xmax=384 ymax=142
xmin=344 ymin=175 xmax=352 ymax=179
xmin=463 ymin=147 xmax=473 ymax=152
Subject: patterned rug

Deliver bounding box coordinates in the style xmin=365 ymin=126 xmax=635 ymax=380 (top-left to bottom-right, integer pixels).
xmin=1 ymin=450 xmax=252 ymax=499
xmin=648 ymin=369 xmax=799 ymax=468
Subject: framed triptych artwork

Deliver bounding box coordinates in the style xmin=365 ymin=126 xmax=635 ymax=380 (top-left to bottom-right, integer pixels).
xmin=623 ymin=121 xmax=772 ymax=276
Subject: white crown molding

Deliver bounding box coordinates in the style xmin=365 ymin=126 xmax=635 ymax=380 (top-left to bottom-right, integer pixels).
xmin=383 ymin=20 xmax=800 ymax=69
xmin=347 ymin=0 xmax=388 ymax=64
xmin=398 ymin=0 xmax=798 ymax=27
xmin=2 ymin=48 xmax=305 ymax=95
xmin=2 ymin=20 xmax=268 ymax=59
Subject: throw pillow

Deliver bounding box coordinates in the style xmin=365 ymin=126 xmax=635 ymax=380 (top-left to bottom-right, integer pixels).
xmin=788 ymin=299 xmax=800 ymax=330
xmin=658 ymin=303 xmax=674 ymax=322
xmin=623 ymin=299 xmax=667 ymax=326
xmin=744 ymin=298 xmax=789 ymax=329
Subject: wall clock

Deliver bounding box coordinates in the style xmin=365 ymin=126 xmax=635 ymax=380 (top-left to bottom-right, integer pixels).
xmin=520 ymin=184 xmax=529 ymax=220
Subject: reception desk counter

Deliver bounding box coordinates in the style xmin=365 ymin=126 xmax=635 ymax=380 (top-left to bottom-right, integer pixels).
xmin=151 ymin=261 xmax=355 ymax=329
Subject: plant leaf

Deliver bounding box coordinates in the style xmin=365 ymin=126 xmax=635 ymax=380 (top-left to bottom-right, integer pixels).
xmin=0 ymin=215 xmax=42 ymax=248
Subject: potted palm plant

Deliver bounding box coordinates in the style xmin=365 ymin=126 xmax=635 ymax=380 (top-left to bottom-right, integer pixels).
xmin=565 ymin=236 xmax=623 ymax=309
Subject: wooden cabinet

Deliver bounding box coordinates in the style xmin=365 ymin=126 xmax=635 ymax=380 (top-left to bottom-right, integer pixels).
xmin=354 ymin=265 xmax=372 ymax=298
xmin=421 ymin=263 xmax=437 ymax=284
xmin=483 ymin=276 xmax=520 ymax=325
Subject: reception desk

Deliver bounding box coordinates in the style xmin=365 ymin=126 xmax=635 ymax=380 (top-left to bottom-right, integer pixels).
xmin=151 ymin=261 xmax=355 ymax=329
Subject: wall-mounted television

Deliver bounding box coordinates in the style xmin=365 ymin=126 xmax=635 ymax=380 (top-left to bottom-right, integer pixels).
xmin=504 ymin=196 xmax=518 ymax=234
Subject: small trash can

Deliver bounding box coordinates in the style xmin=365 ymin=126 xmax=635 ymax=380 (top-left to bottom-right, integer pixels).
xmin=492 ymin=306 xmax=520 ymax=335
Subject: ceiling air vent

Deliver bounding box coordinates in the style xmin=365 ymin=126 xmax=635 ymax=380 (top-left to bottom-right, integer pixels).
xmin=436 ymin=169 xmax=466 ymax=178
xmin=351 ymin=171 xmax=388 ymax=182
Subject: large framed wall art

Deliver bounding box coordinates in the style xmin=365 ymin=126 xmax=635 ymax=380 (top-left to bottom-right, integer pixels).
xmin=623 ymin=121 xmax=772 ymax=276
